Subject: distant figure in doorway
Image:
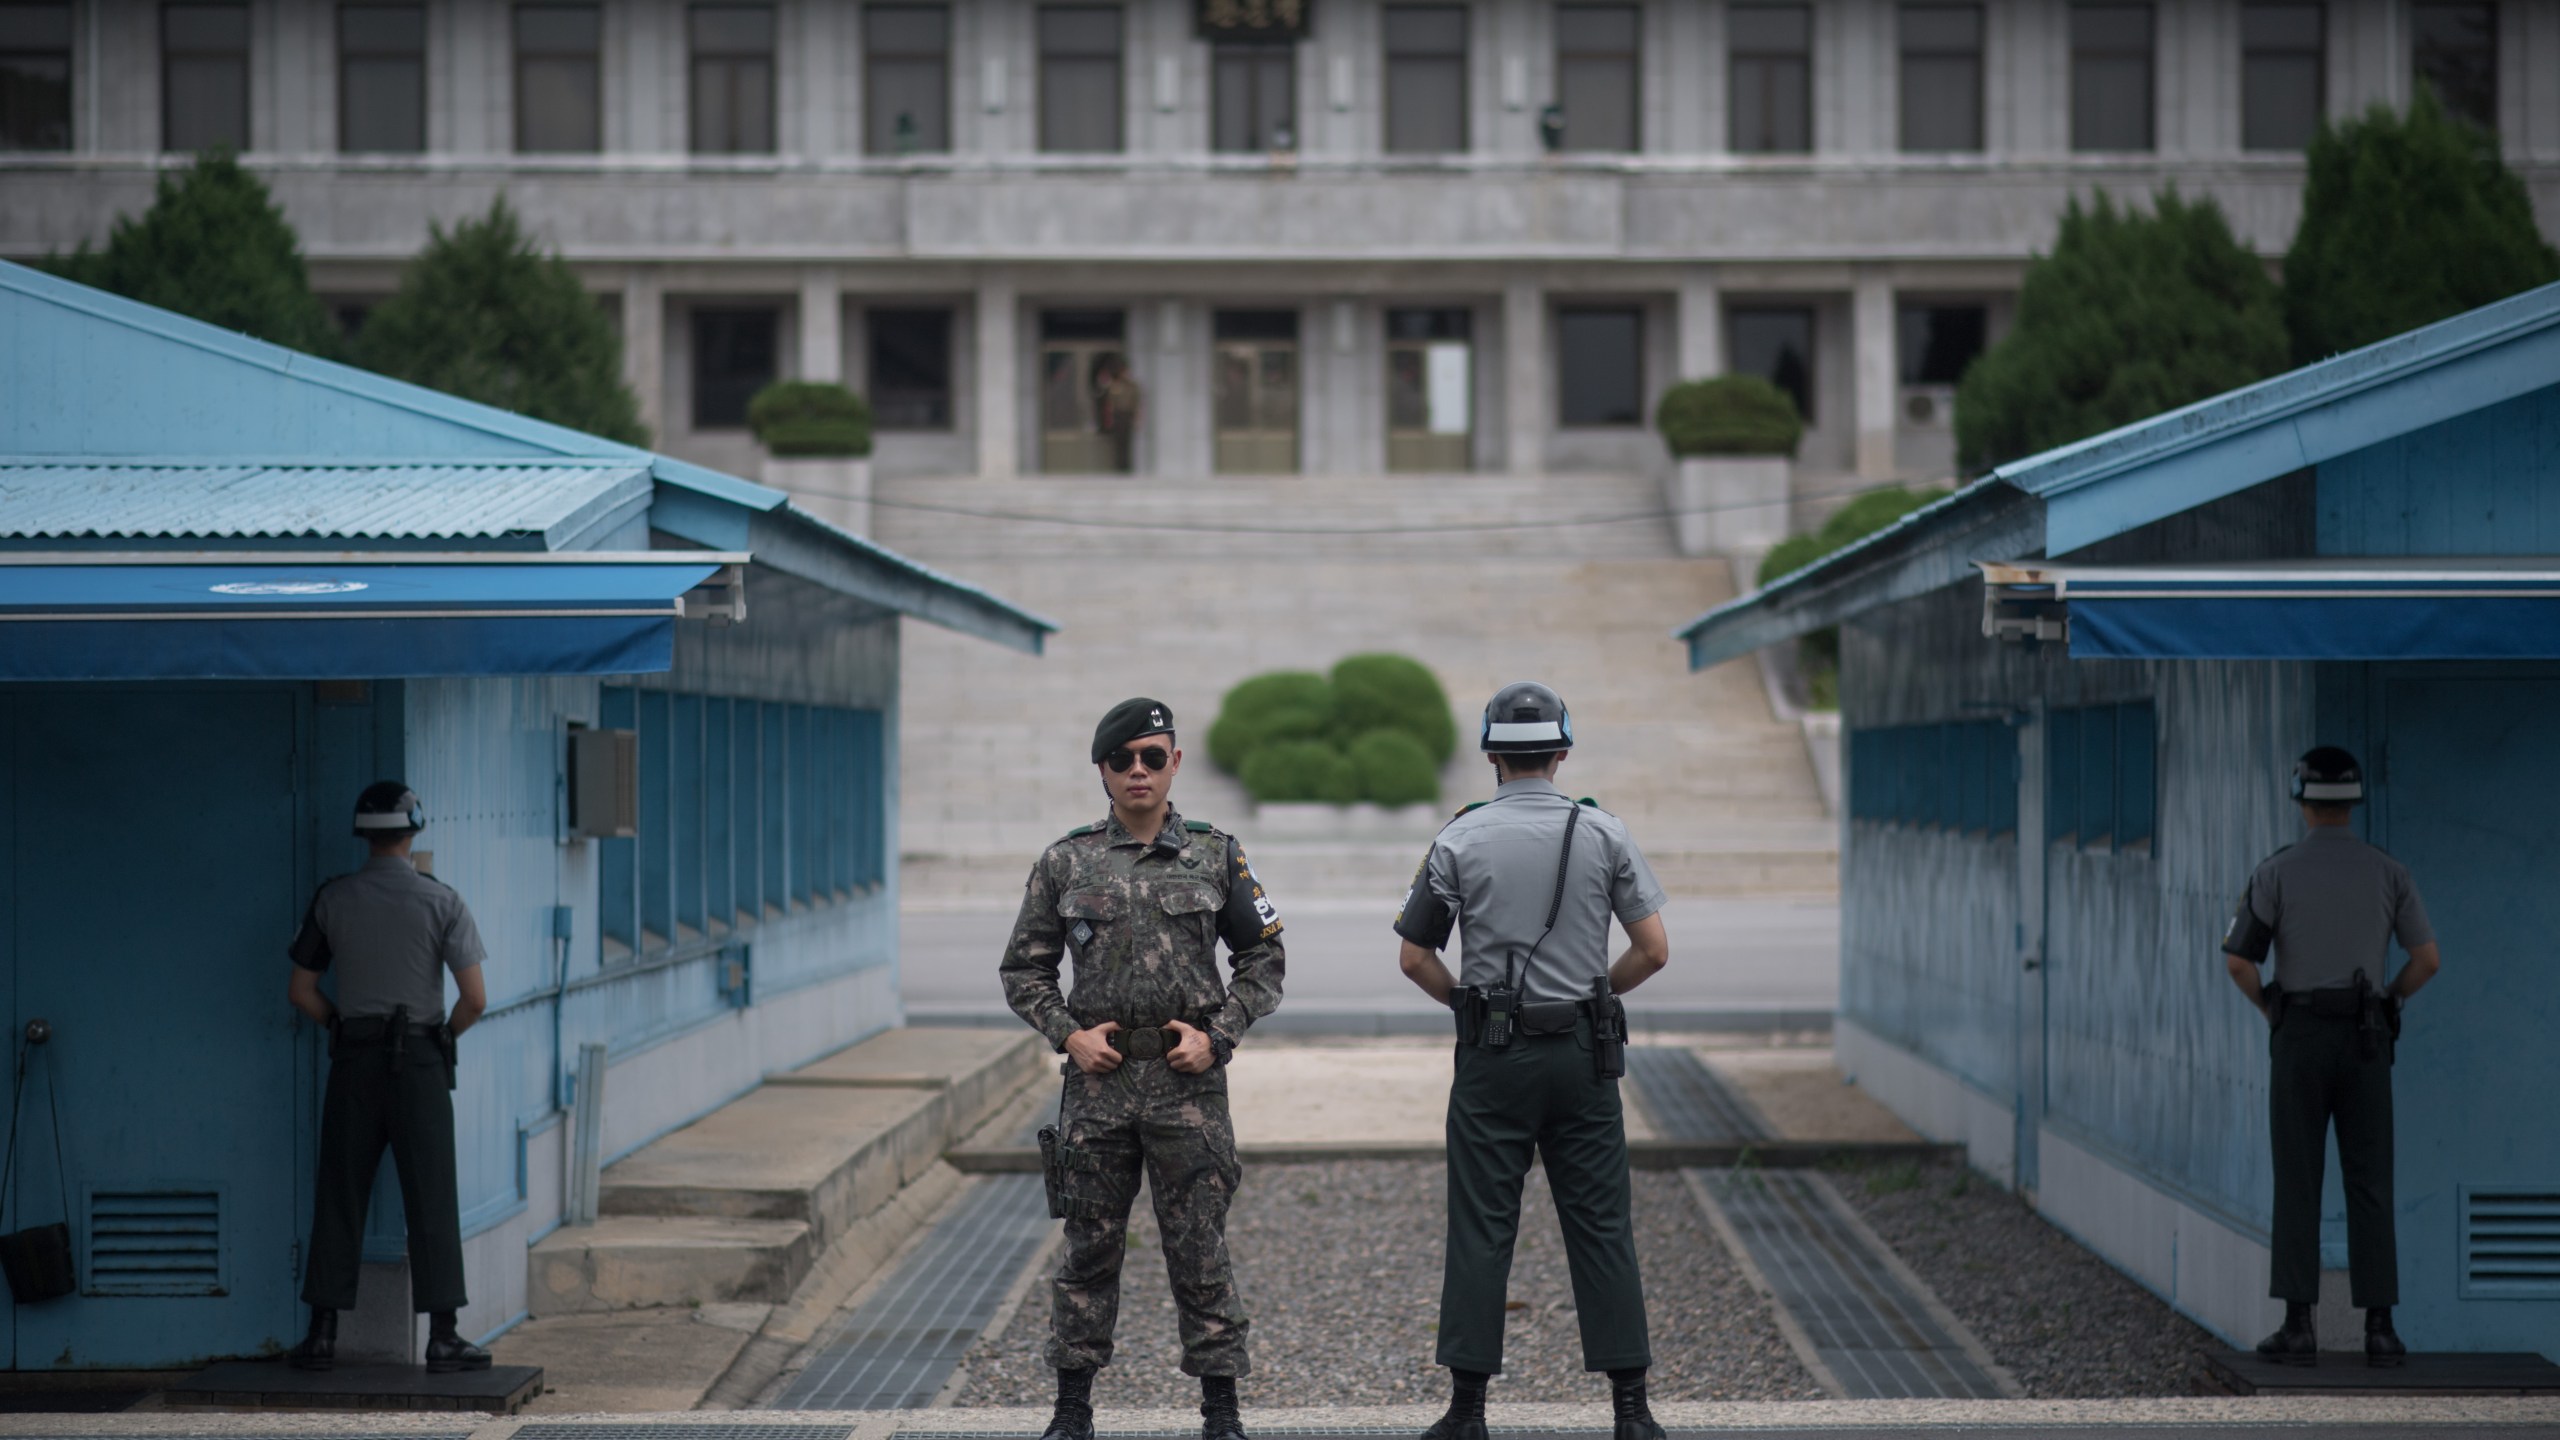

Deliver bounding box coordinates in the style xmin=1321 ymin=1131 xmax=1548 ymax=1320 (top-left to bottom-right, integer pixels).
xmin=286 ymin=782 xmax=492 ymax=1374
xmin=1096 ymin=355 xmax=1142 ymax=473
xmin=2221 ymin=746 xmax=2442 ymax=1368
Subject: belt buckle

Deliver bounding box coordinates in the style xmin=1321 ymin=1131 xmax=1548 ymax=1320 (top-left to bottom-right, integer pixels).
xmin=1118 ymin=1025 xmax=1170 ymax=1061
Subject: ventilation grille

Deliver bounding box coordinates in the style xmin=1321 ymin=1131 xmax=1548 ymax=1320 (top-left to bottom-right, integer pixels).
xmin=2463 ymin=1188 xmax=2560 ymax=1298
xmin=88 ymin=1190 xmax=222 ymax=1296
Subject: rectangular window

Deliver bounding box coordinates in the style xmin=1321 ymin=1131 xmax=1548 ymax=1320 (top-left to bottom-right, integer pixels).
xmin=637 ymin=690 xmax=673 ymax=948
xmin=761 ymin=702 xmax=788 ymax=912
xmin=690 ymin=4 xmax=775 ymax=155
xmin=706 ymin=699 xmax=736 ymax=932
xmin=1556 ymin=306 xmax=1643 ymax=427
xmin=788 ymin=705 xmax=815 ymax=904
xmin=2240 ymin=3 xmax=2322 ymax=151
xmin=692 ymin=306 xmax=778 ymax=430
xmin=599 ymin=687 xmax=638 ymax=959
xmin=2077 ymin=702 xmax=2116 ymax=848
xmin=2115 ymin=701 xmax=2155 ymax=851
xmin=2046 ymin=707 xmax=2080 ymax=844
xmin=1555 ymin=4 xmax=1638 ymax=153
xmin=1038 ymin=5 xmax=1122 ymax=153
xmin=853 ymin=709 xmax=885 ymax=887
xmin=865 ymin=3 xmax=949 ymax=154
xmin=2070 ymin=3 xmax=2154 ymax=152
xmin=339 ymin=4 xmax=426 ymax=154
xmin=1213 ymin=42 xmax=1295 ymax=152
xmin=1728 ymin=4 xmax=1810 ymax=154
xmin=1989 ymin=722 xmax=2018 ymax=836
xmin=1727 ymin=305 xmax=1815 ymax=422
xmin=164 ymin=3 xmax=250 ymax=154
xmin=0 ymin=4 xmax=73 ymax=151
xmin=1213 ymin=308 xmax=1302 ymax=475
xmin=1383 ymin=5 xmax=1467 ymax=154
xmin=869 ymin=307 xmax=953 ymax=430
xmin=2412 ymin=2 xmax=2496 ymax=134
xmin=1897 ymin=302 xmax=1986 ymax=386
xmin=674 ymin=695 xmax=706 ymax=938
xmin=1898 ymin=4 xmax=1982 ymax=152
xmin=1386 ymin=306 xmax=1473 ymax=472
xmin=1957 ymin=721 xmax=1990 ymax=834
xmin=515 ymin=4 xmax=601 ymax=154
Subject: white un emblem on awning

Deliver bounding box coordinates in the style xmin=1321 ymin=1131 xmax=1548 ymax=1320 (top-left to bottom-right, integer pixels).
xmin=209 ymin=580 xmax=370 ymax=596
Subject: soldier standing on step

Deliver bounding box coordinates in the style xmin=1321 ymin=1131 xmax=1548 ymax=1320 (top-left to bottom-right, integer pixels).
xmin=1001 ymin=697 xmax=1286 ymax=1440
xmin=2222 ymin=746 xmax=2442 ymax=1368
xmin=284 ymin=782 xmax=493 ymax=1373
xmin=1393 ymin=682 xmax=1670 ymax=1440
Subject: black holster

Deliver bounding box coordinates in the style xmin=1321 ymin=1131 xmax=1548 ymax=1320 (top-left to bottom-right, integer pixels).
xmin=1037 ymin=1123 xmax=1069 ymax=1220
xmin=2354 ymin=971 xmax=2396 ymax=1065
xmin=1582 ymin=977 xmax=1627 ymax=1080
xmin=434 ymin=1021 xmax=458 ymax=1090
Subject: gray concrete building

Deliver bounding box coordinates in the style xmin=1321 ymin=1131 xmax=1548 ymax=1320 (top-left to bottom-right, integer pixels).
xmin=6 ymin=0 xmax=2558 ymax=512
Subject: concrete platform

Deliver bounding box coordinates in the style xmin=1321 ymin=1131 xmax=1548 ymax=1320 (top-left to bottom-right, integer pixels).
xmin=530 ymin=1215 xmax=816 ymax=1313
xmin=2204 ymin=1349 xmax=2560 ymax=1396
xmin=162 ymin=1360 xmax=542 ymax=1414
xmin=494 ymin=1304 xmax=768 ymax=1413
xmin=768 ymin=1027 xmax=1046 ymax=1139
xmin=598 ymin=1085 xmax=947 ymax=1244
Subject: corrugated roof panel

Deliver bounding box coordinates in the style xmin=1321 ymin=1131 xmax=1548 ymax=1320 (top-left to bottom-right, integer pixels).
xmin=0 ymin=462 xmax=650 ymax=541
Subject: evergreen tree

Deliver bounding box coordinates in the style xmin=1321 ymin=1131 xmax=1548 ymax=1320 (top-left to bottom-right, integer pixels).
xmin=1955 ymin=190 xmax=2287 ymax=474
xmin=2283 ymin=92 xmax=2560 ymax=366
xmin=358 ymin=197 xmax=648 ymax=445
xmin=49 ymin=149 xmax=339 ymax=356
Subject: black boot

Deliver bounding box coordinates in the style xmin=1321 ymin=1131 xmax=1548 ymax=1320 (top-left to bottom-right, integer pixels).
xmin=424 ymin=1311 xmax=493 ymax=1373
xmin=1200 ymin=1374 xmax=1247 ymax=1440
xmin=2366 ymin=1307 xmax=2407 ymax=1368
xmin=1418 ymin=1368 xmax=1488 ymax=1440
xmin=1609 ymin=1368 xmax=1664 ymax=1440
xmin=1043 ymin=1367 xmax=1097 ymax=1440
xmin=2254 ymin=1302 xmax=2317 ymax=1367
xmin=287 ymin=1308 xmax=337 ymax=1371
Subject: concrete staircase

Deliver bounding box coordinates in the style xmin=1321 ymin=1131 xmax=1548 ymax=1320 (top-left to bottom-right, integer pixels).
xmin=528 ymin=1028 xmax=1048 ymax=1314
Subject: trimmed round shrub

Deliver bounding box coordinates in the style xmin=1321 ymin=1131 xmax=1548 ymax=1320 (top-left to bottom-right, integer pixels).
xmin=1654 ymin=374 xmax=1803 ymax=458
xmin=749 ymin=380 xmax=873 ymax=457
xmin=1241 ymin=740 xmax=1360 ymax=805
xmin=1755 ymin=485 xmax=1947 ymax=588
xmin=1348 ymin=729 xmax=1440 ymax=807
xmin=1208 ymin=670 xmax=1336 ymax=773
xmin=1330 ymin=654 xmax=1456 ymax=764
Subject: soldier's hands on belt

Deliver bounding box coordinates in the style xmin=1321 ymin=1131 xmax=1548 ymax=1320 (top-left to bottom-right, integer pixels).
xmin=1066 ymin=1021 xmax=1125 ymax=1074
xmin=1163 ymin=1019 xmax=1215 ymax=1075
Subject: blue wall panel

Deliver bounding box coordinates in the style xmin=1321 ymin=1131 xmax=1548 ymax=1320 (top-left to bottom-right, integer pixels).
xmin=2318 ymin=386 xmax=2560 ymax=556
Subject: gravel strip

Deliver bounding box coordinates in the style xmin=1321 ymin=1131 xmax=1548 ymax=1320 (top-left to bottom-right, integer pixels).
xmin=1822 ymin=1156 xmax=2217 ymax=1397
xmin=950 ymin=1160 xmax=1821 ymax=1408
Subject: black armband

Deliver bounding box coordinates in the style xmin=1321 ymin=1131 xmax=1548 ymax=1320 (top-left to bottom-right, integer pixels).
xmin=287 ymin=892 xmax=333 ymax=972
xmin=1218 ymin=841 xmax=1283 ymax=950
xmin=1392 ymin=857 xmax=1455 ymax=950
xmin=2222 ymin=905 xmax=2274 ymax=964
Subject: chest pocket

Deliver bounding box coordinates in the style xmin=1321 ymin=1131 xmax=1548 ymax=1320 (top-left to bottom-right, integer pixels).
xmin=1157 ymin=884 xmax=1220 ymax=946
xmin=1059 ymin=888 xmax=1121 ymax=956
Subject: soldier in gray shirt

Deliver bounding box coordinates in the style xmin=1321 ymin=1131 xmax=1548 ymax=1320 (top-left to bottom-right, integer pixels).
xmin=2222 ymin=747 xmax=2443 ymax=1368
xmin=284 ymin=783 xmax=491 ymax=1374
xmin=1394 ymin=682 xmax=1669 ymax=1440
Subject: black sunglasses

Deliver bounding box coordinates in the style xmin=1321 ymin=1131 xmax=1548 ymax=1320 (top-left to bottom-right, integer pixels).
xmin=1104 ymin=745 xmax=1172 ymax=774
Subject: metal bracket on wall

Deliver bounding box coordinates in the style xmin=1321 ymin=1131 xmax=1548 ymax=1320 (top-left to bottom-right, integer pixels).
xmin=680 ymin=564 xmax=748 ymax=626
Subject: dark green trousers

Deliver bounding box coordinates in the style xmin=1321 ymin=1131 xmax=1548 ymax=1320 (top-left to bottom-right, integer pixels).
xmin=2269 ymin=1010 xmax=2395 ymax=1307
xmin=1439 ymin=1027 xmax=1650 ymax=1374
xmin=302 ymin=1033 xmax=468 ymax=1314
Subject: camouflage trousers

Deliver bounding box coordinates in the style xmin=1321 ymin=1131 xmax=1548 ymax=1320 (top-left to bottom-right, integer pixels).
xmin=1046 ymin=1059 xmax=1250 ymax=1377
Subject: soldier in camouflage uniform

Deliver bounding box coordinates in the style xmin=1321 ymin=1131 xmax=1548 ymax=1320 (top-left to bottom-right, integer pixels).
xmin=1002 ymin=697 xmax=1285 ymax=1440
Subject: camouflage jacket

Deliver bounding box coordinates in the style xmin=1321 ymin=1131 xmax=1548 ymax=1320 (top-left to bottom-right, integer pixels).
xmin=1000 ymin=805 xmax=1285 ymax=1053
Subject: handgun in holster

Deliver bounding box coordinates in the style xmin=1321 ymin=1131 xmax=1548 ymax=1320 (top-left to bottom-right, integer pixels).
xmin=1583 ymin=975 xmax=1627 ymax=1080
xmin=434 ymin=1021 xmax=459 ymax=1090
xmin=2353 ymin=970 xmax=2395 ymax=1065
xmin=1037 ymin=1123 xmax=1069 ymax=1220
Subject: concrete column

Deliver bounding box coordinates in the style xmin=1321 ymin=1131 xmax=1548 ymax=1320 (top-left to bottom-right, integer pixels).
xmin=975 ymin=274 xmax=1019 ymax=477
xmin=1504 ymin=279 xmax=1545 ymax=475
xmin=798 ymin=267 xmax=843 ymax=383
xmin=1852 ymin=268 xmax=1897 ymax=480
xmin=1149 ymin=297 xmax=1184 ymax=477
xmin=1677 ymin=269 xmax=1723 ymax=379
xmin=623 ymin=268 xmax=666 ymax=444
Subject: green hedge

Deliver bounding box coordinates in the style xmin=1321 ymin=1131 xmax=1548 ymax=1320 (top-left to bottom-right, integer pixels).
xmin=1348 ymin=729 xmax=1440 ymax=807
xmin=1212 ymin=655 xmax=1454 ymax=805
xmin=1755 ymin=485 xmax=1949 ymax=588
xmin=1655 ymin=374 xmax=1803 ymax=458
xmin=750 ymin=380 xmax=874 ymax=457
xmin=1330 ymin=654 xmax=1456 ymax=764
xmin=1206 ymin=671 xmax=1335 ymax=772
xmin=1240 ymin=740 xmax=1361 ymax=804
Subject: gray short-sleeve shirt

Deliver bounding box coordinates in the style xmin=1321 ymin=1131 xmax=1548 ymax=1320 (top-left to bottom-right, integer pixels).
xmin=2222 ymin=825 xmax=2434 ymax=992
xmin=1393 ymin=777 xmax=1667 ymax=1004
xmin=289 ymin=854 xmax=486 ymax=1022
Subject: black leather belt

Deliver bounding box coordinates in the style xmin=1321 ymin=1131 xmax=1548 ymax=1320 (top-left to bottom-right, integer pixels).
xmin=2284 ymin=989 xmax=2363 ymax=1018
xmin=1109 ymin=1025 xmax=1183 ymax=1061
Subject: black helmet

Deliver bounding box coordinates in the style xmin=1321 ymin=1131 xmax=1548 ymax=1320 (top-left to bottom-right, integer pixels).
xmin=1480 ymin=681 xmax=1574 ymax=753
xmin=2290 ymin=747 xmax=2363 ymax=805
xmin=354 ymin=781 xmax=426 ymax=837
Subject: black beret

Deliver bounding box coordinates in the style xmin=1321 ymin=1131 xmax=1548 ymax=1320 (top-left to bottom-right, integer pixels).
xmin=1093 ymin=697 xmax=1176 ymax=763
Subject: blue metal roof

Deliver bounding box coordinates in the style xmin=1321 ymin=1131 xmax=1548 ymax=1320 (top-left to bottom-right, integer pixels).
xmin=0 ymin=460 xmax=651 ymax=545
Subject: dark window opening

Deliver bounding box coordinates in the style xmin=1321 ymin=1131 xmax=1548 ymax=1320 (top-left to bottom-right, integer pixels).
xmin=1727 ymin=305 xmax=1815 ymax=422
xmin=164 ymin=4 xmax=250 ymax=154
xmin=339 ymin=4 xmax=426 ymax=153
xmin=2412 ymin=2 xmax=2496 ymax=134
xmin=1556 ymin=306 xmax=1643 ymax=427
xmin=1383 ymin=5 xmax=1467 ymax=154
xmin=2070 ymin=3 xmax=2154 ymax=152
xmin=1555 ymin=4 xmax=1638 ymax=153
xmin=515 ymin=4 xmax=602 ymax=154
xmin=2240 ymin=3 xmax=2322 ymax=151
xmin=1213 ymin=41 xmax=1295 ymax=152
xmin=866 ymin=4 xmax=949 ymax=154
xmin=0 ymin=4 xmax=73 ymax=152
xmin=690 ymin=4 xmax=775 ymax=155
xmin=1898 ymin=4 xmax=1982 ymax=152
xmin=1729 ymin=4 xmax=1810 ymax=154
xmin=869 ymin=307 xmax=953 ymax=430
xmin=1038 ymin=5 xmax=1122 ymax=153
xmin=693 ymin=306 xmax=779 ymax=430
xmin=1897 ymin=303 xmax=1986 ymax=386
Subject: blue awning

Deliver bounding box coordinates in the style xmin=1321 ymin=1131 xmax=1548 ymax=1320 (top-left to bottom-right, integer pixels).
xmin=1976 ymin=561 xmax=2560 ymax=661
xmin=0 ymin=553 xmax=744 ymax=679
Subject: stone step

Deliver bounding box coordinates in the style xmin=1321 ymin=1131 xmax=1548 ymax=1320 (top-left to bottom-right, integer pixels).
xmin=528 ymin=1215 xmax=814 ymax=1314
xmin=764 ymin=1025 xmax=1048 ymax=1140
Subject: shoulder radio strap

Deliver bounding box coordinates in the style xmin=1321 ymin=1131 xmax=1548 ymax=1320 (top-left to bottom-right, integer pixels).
xmin=1505 ymin=799 xmax=1582 ymax=994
